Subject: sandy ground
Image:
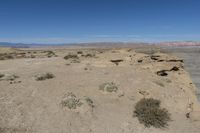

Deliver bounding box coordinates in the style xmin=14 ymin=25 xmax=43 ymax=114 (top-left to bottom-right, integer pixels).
xmin=0 ymin=46 xmax=200 ymax=133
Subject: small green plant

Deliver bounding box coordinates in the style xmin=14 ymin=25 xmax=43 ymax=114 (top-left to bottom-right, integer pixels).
xmin=134 ymin=98 xmax=171 ymax=128
xmin=99 ymin=82 xmax=118 ymax=92
xmin=85 ymin=97 xmax=95 ymax=108
xmin=61 ymin=92 xmax=82 ymax=109
xmin=35 ymin=73 xmax=55 ymax=81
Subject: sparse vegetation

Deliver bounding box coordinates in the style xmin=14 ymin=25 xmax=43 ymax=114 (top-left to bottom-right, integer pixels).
xmin=61 ymin=92 xmax=82 ymax=109
xmin=99 ymin=82 xmax=118 ymax=92
xmin=85 ymin=97 xmax=95 ymax=108
xmin=77 ymin=51 xmax=83 ymax=54
xmin=70 ymin=59 xmax=80 ymax=63
xmin=0 ymin=53 xmax=14 ymax=60
xmin=35 ymin=73 xmax=55 ymax=81
xmin=80 ymin=52 xmax=96 ymax=58
xmin=134 ymin=98 xmax=171 ymax=128
xmin=46 ymin=51 xmax=56 ymax=58
xmin=0 ymin=74 xmax=19 ymax=81
xmin=64 ymin=54 xmax=79 ymax=60
xmin=8 ymin=75 xmax=19 ymax=81
xmin=0 ymin=74 xmax=4 ymax=78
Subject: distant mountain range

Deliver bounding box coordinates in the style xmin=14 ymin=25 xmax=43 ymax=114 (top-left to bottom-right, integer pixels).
xmin=0 ymin=41 xmax=200 ymax=48
xmin=0 ymin=42 xmax=69 ymax=48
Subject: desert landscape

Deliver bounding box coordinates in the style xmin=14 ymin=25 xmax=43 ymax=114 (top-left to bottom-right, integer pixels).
xmin=0 ymin=45 xmax=200 ymax=133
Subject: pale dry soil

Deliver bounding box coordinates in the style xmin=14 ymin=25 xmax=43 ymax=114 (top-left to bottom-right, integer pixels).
xmin=0 ymin=47 xmax=200 ymax=133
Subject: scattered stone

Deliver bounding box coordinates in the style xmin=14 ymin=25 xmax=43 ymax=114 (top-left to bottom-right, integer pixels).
xmin=137 ymin=60 xmax=143 ymax=63
xmin=110 ymin=59 xmax=123 ymax=65
xmin=186 ymin=112 xmax=190 ymax=118
xmin=150 ymin=55 xmax=160 ymax=61
xmin=139 ymin=90 xmax=149 ymax=97
xmin=157 ymin=70 xmax=168 ymax=76
xmin=167 ymin=59 xmax=184 ymax=63
xmin=170 ymin=66 xmax=179 ymax=71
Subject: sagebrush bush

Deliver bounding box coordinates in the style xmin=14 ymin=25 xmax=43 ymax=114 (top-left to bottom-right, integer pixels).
xmin=61 ymin=92 xmax=82 ymax=109
xmin=134 ymin=98 xmax=171 ymax=128
xmin=0 ymin=74 xmax=4 ymax=78
xmin=64 ymin=54 xmax=78 ymax=60
xmin=36 ymin=73 xmax=55 ymax=81
xmin=85 ymin=97 xmax=95 ymax=108
xmin=99 ymin=82 xmax=118 ymax=92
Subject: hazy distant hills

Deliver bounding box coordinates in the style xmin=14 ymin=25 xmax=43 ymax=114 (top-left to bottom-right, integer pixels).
xmin=0 ymin=42 xmax=37 ymax=48
xmin=0 ymin=42 xmax=68 ymax=48
xmin=0 ymin=41 xmax=200 ymax=48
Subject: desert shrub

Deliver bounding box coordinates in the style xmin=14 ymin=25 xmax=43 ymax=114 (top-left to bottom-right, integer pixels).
xmin=81 ymin=53 xmax=95 ymax=58
xmin=64 ymin=54 xmax=78 ymax=60
xmin=85 ymin=97 xmax=95 ymax=108
xmin=77 ymin=51 xmax=83 ymax=54
xmin=35 ymin=73 xmax=55 ymax=81
xmin=61 ymin=92 xmax=82 ymax=109
xmin=46 ymin=51 xmax=56 ymax=58
xmin=0 ymin=57 xmax=5 ymax=60
xmin=134 ymin=98 xmax=171 ymax=128
xmin=85 ymin=53 xmax=95 ymax=57
xmin=99 ymin=82 xmax=118 ymax=92
xmin=70 ymin=59 xmax=80 ymax=63
xmin=8 ymin=75 xmax=19 ymax=81
xmin=0 ymin=74 xmax=19 ymax=81
xmin=5 ymin=55 xmax=14 ymax=59
xmin=30 ymin=55 xmax=36 ymax=58
xmin=0 ymin=74 xmax=4 ymax=78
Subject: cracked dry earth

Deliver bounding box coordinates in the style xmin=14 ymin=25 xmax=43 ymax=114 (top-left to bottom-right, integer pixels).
xmin=0 ymin=47 xmax=200 ymax=133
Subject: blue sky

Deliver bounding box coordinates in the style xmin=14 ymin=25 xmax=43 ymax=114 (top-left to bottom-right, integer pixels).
xmin=0 ymin=0 xmax=200 ymax=43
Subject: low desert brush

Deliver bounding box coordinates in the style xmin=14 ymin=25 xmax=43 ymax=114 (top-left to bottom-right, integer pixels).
xmin=64 ymin=54 xmax=79 ymax=60
xmin=99 ymin=82 xmax=118 ymax=92
xmin=134 ymin=98 xmax=171 ymax=128
xmin=61 ymin=92 xmax=82 ymax=109
xmin=35 ymin=73 xmax=55 ymax=81
xmin=85 ymin=97 xmax=95 ymax=108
